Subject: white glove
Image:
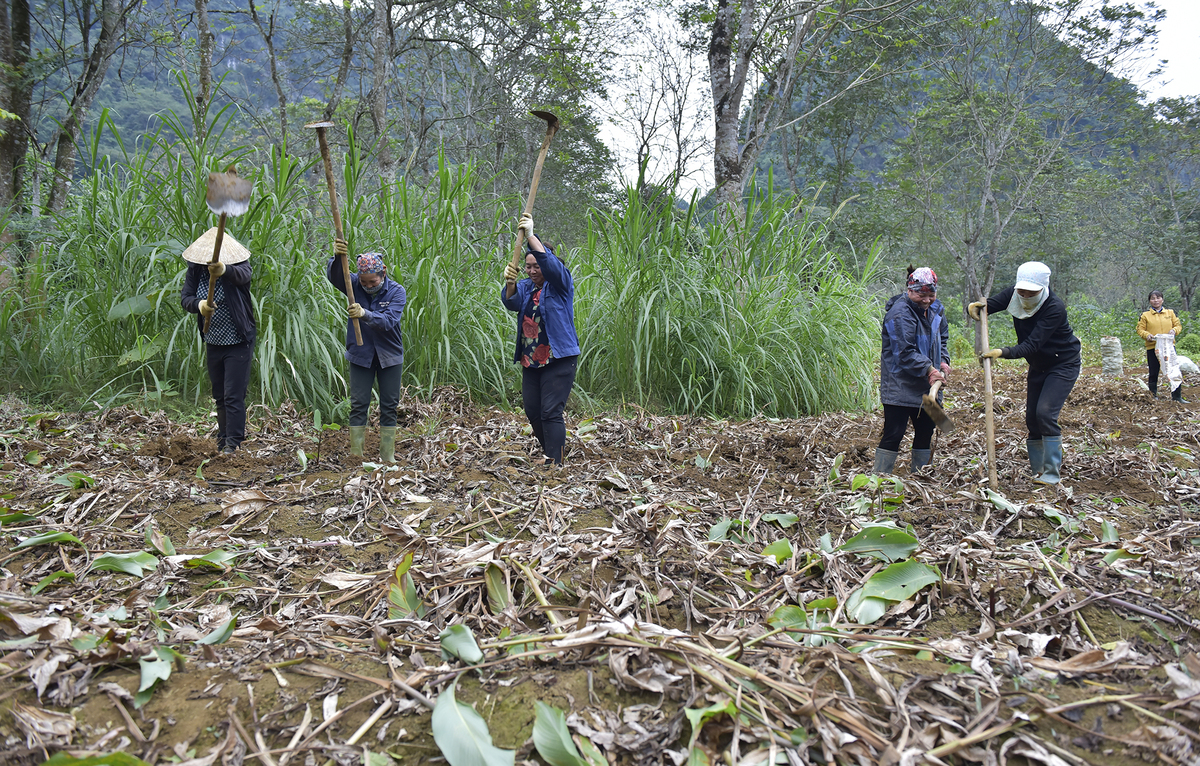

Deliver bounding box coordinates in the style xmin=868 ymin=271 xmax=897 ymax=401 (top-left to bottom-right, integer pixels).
xmin=207 ymin=262 xmax=226 ymax=278
xmin=198 ymin=299 xmax=215 ymax=318
xmin=348 ymin=303 xmax=365 ymax=319
xmin=504 ymin=263 xmax=520 ymax=284
xmin=518 ymin=215 xmax=534 ymax=237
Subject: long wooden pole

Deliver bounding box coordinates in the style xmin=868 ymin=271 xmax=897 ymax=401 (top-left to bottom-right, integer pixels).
xmin=313 ymin=125 xmax=362 ymax=346
xmin=506 ymin=118 xmax=559 ymax=299
xmin=201 ymin=213 xmax=228 ymax=336
xmin=979 ymin=308 xmax=999 ymax=490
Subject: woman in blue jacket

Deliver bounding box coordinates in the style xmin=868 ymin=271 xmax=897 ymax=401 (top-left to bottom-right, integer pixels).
xmin=875 ymin=267 xmax=950 ymax=474
xmin=181 ymin=229 xmax=256 ymax=454
xmin=501 ymin=216 xmax=580 ymax=465
xmin=328 ymin=241 xmax=407 ymax=463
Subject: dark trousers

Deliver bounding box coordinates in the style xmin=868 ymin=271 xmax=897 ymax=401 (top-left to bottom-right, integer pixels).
xmin=1026 ymin=362 xmax=1080 ymax=438
xmin=879 ymin=404 xmax=935 ymax=452
xmin=207 ymin=341 xmax=253 ymax=449
xmin=522 ymin=356 xmax=578 ymax=464
xmin=349 ymin=357 xmax=402 ymax=427
xmin=1147 ymin=349 xmax=1162 ymax=395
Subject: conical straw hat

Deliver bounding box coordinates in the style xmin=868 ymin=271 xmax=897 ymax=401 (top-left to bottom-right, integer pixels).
xmin=181 ymin=227 xmax=251 ymax=264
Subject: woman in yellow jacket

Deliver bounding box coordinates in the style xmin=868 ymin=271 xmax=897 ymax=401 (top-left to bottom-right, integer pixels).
xmin=1136 ymin=290 xmax=1184 ymax=401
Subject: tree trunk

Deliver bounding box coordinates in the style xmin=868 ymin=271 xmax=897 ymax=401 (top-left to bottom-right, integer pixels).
xmin=323 ymin=0 xmax=356 ymax=121
xmin=195 ymin=0 xmax=212 ymax=123
xmin=0 ymin=0 xmax=31 ymax=218
xmin=248 ymin=0 xmax=287 ymax=150
xmin=371 ymin=0 xmax=394 ymax=183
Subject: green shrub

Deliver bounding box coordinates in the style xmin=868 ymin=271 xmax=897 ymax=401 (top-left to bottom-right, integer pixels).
xmin=1177 ymin=333 xmax=1200 ymax=357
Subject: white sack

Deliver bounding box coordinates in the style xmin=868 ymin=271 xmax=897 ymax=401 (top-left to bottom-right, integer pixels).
xmin=1100 ymin=336 xmax=1123 ymax=377
xmin=1154 ymin=334 xmax=1183 ymax=393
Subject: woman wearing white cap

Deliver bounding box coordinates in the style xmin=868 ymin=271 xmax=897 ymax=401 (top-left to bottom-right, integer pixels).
xmin=968 ymin=262 xmax=1081 ymax=485
xmin=180 ymin=228 xmax=256 ymax=454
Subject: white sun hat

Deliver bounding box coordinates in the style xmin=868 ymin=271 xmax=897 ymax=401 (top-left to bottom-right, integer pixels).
xmin=181 ymin=226 xmax=251 ymax=265
xmin=1013 ymin=261 xmax=1051 ymax=292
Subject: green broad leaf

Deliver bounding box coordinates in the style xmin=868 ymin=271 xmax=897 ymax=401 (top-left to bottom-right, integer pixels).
xmin=818 ymin=532 xmax=833 ymax=553
xmin=197 ymin=615 xmax=237 ymax=645
xmin=25 ymin=450 xmax=42 ymax=465
xmin=43 ymin=751 xmax=153 ymax=766
xmin=439 ymin=624 xmax=484 ymax=664
xmin=71 ymin=634 xmax=103 ymax=652
xmin=484 ymin=563 xmax=510 ymax=614
xmin=32 ymin=570 xmax=76 ymax=595
xmin=184 ymin=549 xmax=237 ymax=570
xmin=805 ymin=596 xmax=838 ymax=611
xmin=117 ymin=336 xmax=165 ymax=366
xmin=91 ymin=551 xmax=159 ymax=577
xmin=768 ymin=605 xmax=808 ymax=631
xmin=395 ymin=551 xmax=415 ymax=578
xmin=107 ymin=293 xmax=155 ymax=321
xmin=837 ymin=526 xmax=919 ymax=562
xmin=860 ymin=560 xmax=942 ymax=602
xmin=52 ymin=471 xmax=96 ymax=489
xmin=828 ymin=453 xmax=844 ymax=483
xmin=145 ymin=527 xmax=175 ymax=556
xmin=685 ymin=700 xmax=738 ymax=745
xmin=363 ymin=753 xmax=395 ymax=766
xmin=707 ymin=518 xmax=732 ymax=541
xmin=850 ymin=473 xmax=871 ymax=491
xmin=314 ymin=408 xmax=322 ymax=431
xmin=1102 ymin=548 xmax=1141 ymax=565
xmin=984 ymin=489 xmax=1020 ymax=514
xmin=431 ymin=680 xmax=515 ymax=766
xmin=1100 ymin=520 xmax=1119 ymax=544
xmin=195 ymin=459 xmax=209 ymax=480
xmin=0 ymin=511 xmax=39 ymax=525
xmin=688 ymin=749 xmax=712 ymax=766
xmin=761 ymin=513 xmax=798 ymax=528
xmin=845 ymin=590 xmax=891 ymax=625
xmin=761 ymin=538 xmax=794 ymax=564
xmin=533 ymin=701 xmax=588 ymax=766
xmin=15 ymin=530 xmax=84 ymax=550
xmin=576 ymin=737 xmax=606 ymax=766
xmin=297 ymin=448 xmax=308 ymax=471
xmin=138 ymin=648 xmax=175 ymax=694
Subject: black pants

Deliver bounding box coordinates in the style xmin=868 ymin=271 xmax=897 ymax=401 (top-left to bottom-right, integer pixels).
xmin=1026 ymin=362 xmax=1080 ymax=438
xmin=1147 ymin=348 xmax=1164 ymax=395
xmin=522 ymin=356 xmax=578 ymax=464
xmin=207 ymin=341 xmax=253 ymax=450
xmin=879 ymin=404 xmax=935 ymax=452
xmin=349 ymin=357 xmax=402 ymax=427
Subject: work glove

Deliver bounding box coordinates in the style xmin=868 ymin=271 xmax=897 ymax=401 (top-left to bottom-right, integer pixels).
xmin=980 ymin=348 xmax=1003 ymax=360
xmin=348 ymin=303 xmax=365 ymax=319
xmin=198 ymin=299 xmax=215 ymax=318
xmin=940 ymin=362 xmax=951 ymax=382
xmin=334 ymin=238 xmax=349 ymax=258
xmin=927 ymin=367 xmax=945 ymax=387
xmin=967 ymin=301 xmax=986 ymax=321
xmin=208 ymin=262 xmax=226 ymax=278
xmin=504 ymin=263 xmax=521 ymax=284
xmin=518 ymin=214 xmax=534 ymax=237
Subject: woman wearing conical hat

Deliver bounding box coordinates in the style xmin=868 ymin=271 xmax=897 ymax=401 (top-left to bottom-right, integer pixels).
xmin=180 ymin=228 xmax=256 ymax=454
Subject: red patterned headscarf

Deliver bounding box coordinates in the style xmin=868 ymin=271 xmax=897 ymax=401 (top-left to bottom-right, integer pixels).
xmin=357 ymin=253 xmax=385 ymax=275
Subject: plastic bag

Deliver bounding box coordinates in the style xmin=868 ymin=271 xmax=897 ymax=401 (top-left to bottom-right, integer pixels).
xmin=1154 ymin=334 xmax=1183 ymax=393
xmin=1100 ymin=336 xmax=1123 ymax=377
xmin=1179 ymin=355 xmax=1199 ymax=375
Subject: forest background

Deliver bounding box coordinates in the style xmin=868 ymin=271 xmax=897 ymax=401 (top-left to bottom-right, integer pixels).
xmin=0 ymin=0 xmax=1197 ymax=422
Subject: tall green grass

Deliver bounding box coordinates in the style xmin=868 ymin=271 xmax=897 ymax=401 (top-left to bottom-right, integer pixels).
xmin=0 ymin=90 xmax=882 ymax=419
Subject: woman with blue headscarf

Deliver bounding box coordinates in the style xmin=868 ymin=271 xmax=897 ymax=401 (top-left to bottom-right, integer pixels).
xmin=970 ymin=261 xmax=1081 ymax=486
xmin=328 ymin=240 xmax=407 ymax=463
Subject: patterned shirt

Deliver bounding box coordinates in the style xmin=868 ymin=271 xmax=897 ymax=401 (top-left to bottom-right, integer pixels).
xmin=520 ymin=288 xmax=554 ymax=368
xmin=197 ymin=277 xmax=244 ymax=346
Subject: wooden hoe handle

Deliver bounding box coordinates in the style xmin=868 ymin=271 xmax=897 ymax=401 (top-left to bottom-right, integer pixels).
xmin=315 ymin=126 xmax=363 ymax=346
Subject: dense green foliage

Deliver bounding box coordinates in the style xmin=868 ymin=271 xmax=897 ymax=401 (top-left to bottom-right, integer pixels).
xmin=0 ymin=105 xmax=880 ymax=419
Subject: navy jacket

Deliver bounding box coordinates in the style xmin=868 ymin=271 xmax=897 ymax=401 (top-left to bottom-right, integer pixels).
xmin=880 ymin=294 xmax=948 ymax=408
xmin=327 ymin=258 xmax=407 ymax=368
xmin=181 ymin=261 xmax=256 ymax=345
xmin=986 ymin=287 xmax=1080 ymax=371
xmin=500 ymin=245 xmax=580 ymax=362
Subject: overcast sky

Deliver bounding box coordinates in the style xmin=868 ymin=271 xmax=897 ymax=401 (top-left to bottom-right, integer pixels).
xmin=1135 ymin=0 xmax=1198 ymax=100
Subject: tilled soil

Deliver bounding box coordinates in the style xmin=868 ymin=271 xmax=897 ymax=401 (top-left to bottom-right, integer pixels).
xmin=0 ymin=362 xmax=1198 ymax=766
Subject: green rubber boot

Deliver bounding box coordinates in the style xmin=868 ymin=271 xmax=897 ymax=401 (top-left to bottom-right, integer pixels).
xmin=1026 ymin=439 xmax=1045 ymax=476
xmin=379 ymin=426 xmax=397 ymax=464
xmin=349 ymin=426 xmax=366 ymax=457
xmin=872 ymin=448 xmax=898 ymax=475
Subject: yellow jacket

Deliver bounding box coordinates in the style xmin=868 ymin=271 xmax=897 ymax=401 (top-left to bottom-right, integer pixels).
xmin=1136 ymin=308 xmax=1182 ymax=349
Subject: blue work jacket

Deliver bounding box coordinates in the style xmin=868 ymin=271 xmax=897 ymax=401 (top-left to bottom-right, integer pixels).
xmin=327 ymin=258 xmax=407 ymax=369
xmin=880 ymin=294 xmax=948 ymax=408
xmin=500 ymin=246 xmax=580 ymax=362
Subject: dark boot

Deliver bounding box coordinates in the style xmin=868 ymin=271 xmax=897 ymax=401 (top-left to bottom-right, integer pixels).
xmin=215 ymin=407 xmax=228 ymax=452
xmin=911 ymin=449 xmax=932 ymax=471
xmin=1026 ymin=439 xmax=1045 ymax=476
xmin=872 ymin=448 xmax=898 ymax=475
xmin=1172 ymin=387 xmax=1187 ymax=403
xmin=1034 ymin=436 xmax=1063 ymax=485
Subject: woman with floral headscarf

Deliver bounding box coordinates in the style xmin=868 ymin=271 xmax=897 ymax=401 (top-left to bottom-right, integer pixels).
xmin=328 ymin=240 xmax=407 ymax=463
xmin=874 ymin=266 xmax=950 ymax=474
xmin=969 ymin=261 xmax=1081 ymax=485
